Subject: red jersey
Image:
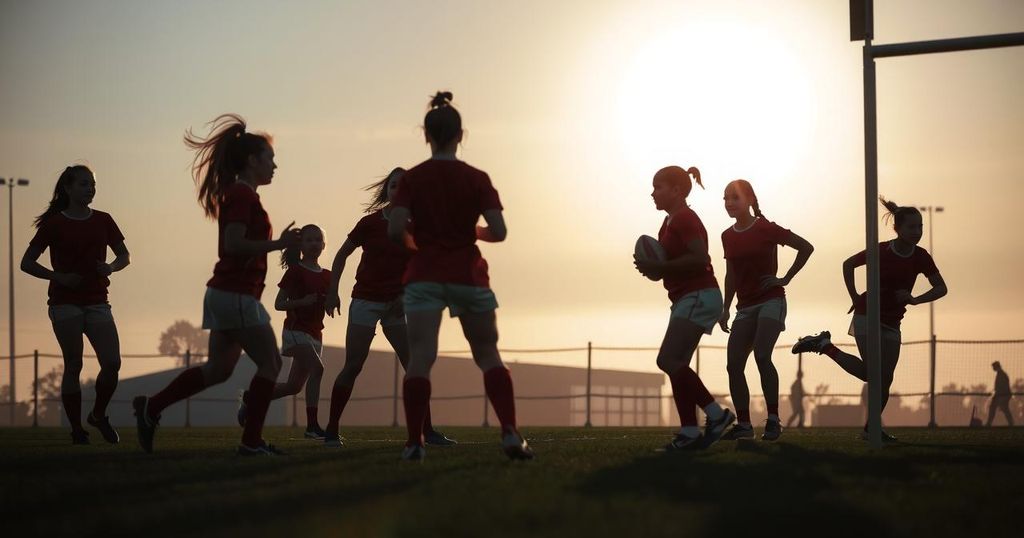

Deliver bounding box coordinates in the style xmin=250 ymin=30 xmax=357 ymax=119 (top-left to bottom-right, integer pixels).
xmin=206 ymin=183 xmax=272 ymax=299
xmin=852 ymin=241 xmax=939 ymax=328
xmin=658 ymin=206 xmax=718 ymax=303
xmin=29 ymin=210 xmax=125 ymax=306
xmin=391 ymin=159 xmax=502 ymax=287
xmin=347 ymin=210 xmax=411 ymax=302
xmin=721 ymin=218 xmax=792 ymax=309
xmin=279 ymin=264 xmax=332 ymax=341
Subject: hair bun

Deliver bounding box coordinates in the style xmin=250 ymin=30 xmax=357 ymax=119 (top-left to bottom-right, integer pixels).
xmin=430 ymin=91 xmax=454 ymax=108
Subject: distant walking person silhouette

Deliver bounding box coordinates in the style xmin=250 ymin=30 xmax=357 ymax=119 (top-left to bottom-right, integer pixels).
xmin=22 ymin=165 xmax=130 ymax=445
xmin=237 ymin=224 xmax=331 ymax=440
xmin=785 ymin=371 xmax=806 ymax=429
xmin=633 ymin=166 xmax=736 ymax=450
xmin=717 ymin=179 xmax=814 ymax=441
xmin=793 ymin=197 xmax=947 ymax=442
xmin=321 ymin=167 xmax=455 ymax=449
xmin=133 ymin=114 xmax=301 ymax=455
xmin=987 ymin=361 xmax=1014 ymax=427
xmin=388 ymin=92 xmax=530 ymax=461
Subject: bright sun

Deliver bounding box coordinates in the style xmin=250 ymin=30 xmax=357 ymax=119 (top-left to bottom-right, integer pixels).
xmin=616 ymin=21 xmax=816 ymax=183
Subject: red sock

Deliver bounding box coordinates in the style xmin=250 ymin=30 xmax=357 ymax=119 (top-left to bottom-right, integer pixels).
xmin=241 ymin=376 xmax=274 ymax=448
xmin=149 ymin=367 xmax=205 ymax=419
xmin=62 ymin=390 xmax=83 ymax=431
xmin=682 ymin=367 xmax=715 ymax=408
xmin=767 ymin=404 xmax=779 ymax=417
xmin=92 ymin=372 xmax=118 ymax=418
xmin=403 ymin=377 xmax=431 ymax=446
xmin=423 ymin=405 xmax=435 ymax=434
xmin=823 ymin=344 xmax=840 ymax=358
xmin=306 ymin=406 xmax=319 ymax=430
xmin=669 ymin=370 xmax=697 ymax=427
xmin=483 ymin=367 xmax=517 ymax=434
xmin=326 ymin=383 xmax=352 ymax=435
xmin=737 ymin=409 xmax=751 ymax=424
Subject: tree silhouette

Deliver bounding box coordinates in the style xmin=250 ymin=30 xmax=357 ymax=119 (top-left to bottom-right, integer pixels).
xmin=158 ymin=320 xmax=208 ymax=367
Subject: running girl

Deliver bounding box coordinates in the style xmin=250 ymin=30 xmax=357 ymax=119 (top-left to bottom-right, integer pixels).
xmin=133 ymin=114 xmax=300 ymax=455
xmin=237 ymin=224 xmax=330 ymax=440
xmin=387 ymin=91 xmax=530 ymax=461
xmin=21 ymin=165 xmax=130 ymax=445
xmin=792 ymin=197 xmax=947 ymax=442
xmin=634 ymin=165 xmax=736 ymax=450
xmin=321 ymin=168 xmax=455 ymax=448
xmin=718 ymin=179 xmax=814 ymax=441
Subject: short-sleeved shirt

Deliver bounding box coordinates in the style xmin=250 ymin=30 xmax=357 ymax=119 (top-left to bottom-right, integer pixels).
xmin=721 ymin=218 xmax=792 ymax=309
xmin=29 ymin=210 xmax=125 ymax=306
xmin=278 ymin=264 xmax=332 ymax=341
xmin=206 ymin=183 xmax=272 ymax=299
xmin=391 ymin=159 xmax=503 ymax=288
xmin=658 ymin=206 xmax=719 ymax=303
xmin=347 ymin=210 xmax=411 ymax=302
xmin=852 ymin=241 xmax=939 ymax=328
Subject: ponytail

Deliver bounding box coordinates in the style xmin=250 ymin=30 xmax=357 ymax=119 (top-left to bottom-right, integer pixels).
xmin=279 ymin=224 xmax=324 ymax=269
xmin=34 ymin=165 xmax=91 ymax=228
xmin=654 ymin=165 xmax=705 ymax=199
xmin=879 ymin=196 xmax=920 ymax=229
xmin=424 ymin=91 xmax=462 ymax=149
xmin=184 ymin=114 xmax=272 ymax=219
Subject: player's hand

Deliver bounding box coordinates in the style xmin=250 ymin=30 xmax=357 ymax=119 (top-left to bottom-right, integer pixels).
xmin=295 ymin=293 xmax=319 ymax=307
xmin=278 ymin=221 xmax=301 ymax=250
xmin=54 ymin=272 xmax=82 ymax=289
xmin=718 ymin=310 xmax=731 ymax=333
xmin=96 ymin=261 xmax=113 ymax=277
xmin=760 ymin=275 xmax=787 ymax=290
xmin=324 ymin=294 xmax=341 ymax=318
xmin=633 ymin=256 xmax=663 ymax=281
xmin=894 ymin=289 xmax=915 ymax=305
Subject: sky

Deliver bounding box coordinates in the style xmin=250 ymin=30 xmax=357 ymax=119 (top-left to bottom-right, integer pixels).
xmin=1 ymin=0 xmax=1023 ymax=400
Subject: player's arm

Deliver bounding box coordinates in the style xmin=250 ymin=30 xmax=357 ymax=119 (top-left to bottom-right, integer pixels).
xmin=224 ymin=221 xmax=299 ymax=256
xmin=719 ymin=259 xmax=736 ymax=332
xmin=476 ymin=209 xmax=507 ymax=242
xmin=387 ymin=206 xmax=411 ymax=245
xmin=660 ymin=237 xmax=711 ymax=275
xmin=842 ymin=253 xmax=864 ymax=307
xmin=908 ymin=271 xmax=947 ymax=306
xmin=778 ymin=231 xmax=814 ymax=285
xmin=325 ymin=239 xmax=358 ymax=317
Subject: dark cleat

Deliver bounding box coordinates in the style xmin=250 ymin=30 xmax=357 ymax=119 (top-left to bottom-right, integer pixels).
xmin=424 ymin=429 xmax=458 ymax=447
xmin=664 ymin=432 xmax=703 ymax=451
xmin=237 ymin=442 xmax=286 ymax=456
xmin=71 ymin=429 xmax=90 ymax=445
xmin=87 ymin=412 xmax=120 ymax=444
xmin=502 ymin=431 xmax=534 ymax=460
xmin=701 ymin=408 xmax=737 ymax=448
xmin=401 ymin=444 xmax=426 ymax=462
xmin=132 ymin=396 xmax=159 ymax=453
xmin=761 ymin=419 xmax=783 ymax=441
xmin=304 ymin=426 xmax=327 ymax=440
xmin=721 ymin=423 xmax=755 ymax=440
xmin=792 ymin=331 xmax=831 ymax=354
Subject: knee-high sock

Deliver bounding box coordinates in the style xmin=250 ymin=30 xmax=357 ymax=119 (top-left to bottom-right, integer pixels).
xmin=483 ymin=367 xmax=517 ymax=435
xmin=326 ymin=383 xmax=353 ymax=435
xmin=148 ymin=367 xmax=205 ymax=420
xmin=241 ymin=376 xmax=274 ymax=447
xmin=403 ymin=377 xmax=431 ymax=446
xmin=92 ymin=370 xmax=118 ymax=417
xmin=669 ymin=370 xmax=697 ymax=427
xmin=62 ymin=390 xmax=83 ymax=431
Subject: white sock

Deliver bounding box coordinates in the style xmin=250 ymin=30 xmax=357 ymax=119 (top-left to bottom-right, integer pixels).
xmin=681 ymin=426 xmax=701 ymax=438
xmin=768 ymin=414 xmax=780 ymax=422
xmin=704 ymin=402 xmax=724 ymax=420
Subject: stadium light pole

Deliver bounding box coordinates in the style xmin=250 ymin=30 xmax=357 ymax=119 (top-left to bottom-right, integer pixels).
xmin=1 ymin=177 xmax=30 ymax=425
xmin=920 ymin=205 xmax=943 ymax=428
xmin=850 ymin=0 xmax=1024 ymax=447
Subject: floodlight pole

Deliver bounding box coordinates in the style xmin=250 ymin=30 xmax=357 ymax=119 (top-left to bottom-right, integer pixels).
xmin=2 ymin=177 xmax=30 ymax=426
xmin=852 ymin=0 xmax=1024 ymax=448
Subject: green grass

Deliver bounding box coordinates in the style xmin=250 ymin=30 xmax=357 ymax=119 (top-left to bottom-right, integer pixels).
xmin=2 ymin=426 xmax=1021 ymax=537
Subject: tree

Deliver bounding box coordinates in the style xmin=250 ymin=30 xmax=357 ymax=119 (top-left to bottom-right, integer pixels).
xmin=32 ymin=367 xmax=64 ymax=426
xmin=0 ymin=384 xmax=33 ymax=426
xmin=158 ymin=320 xmax=208 ymax=367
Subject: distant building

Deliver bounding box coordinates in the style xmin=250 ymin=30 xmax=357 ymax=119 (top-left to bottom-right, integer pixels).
xmin=73 ymin=346 xmax=667 ymax=428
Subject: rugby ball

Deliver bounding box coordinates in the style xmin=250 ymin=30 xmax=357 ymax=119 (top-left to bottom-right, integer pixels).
xmin=634 ymin=235 xmax=665 ymax=281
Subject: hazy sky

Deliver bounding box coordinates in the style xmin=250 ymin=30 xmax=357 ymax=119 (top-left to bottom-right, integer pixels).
xmin=1 ymin=0 xmax=1022 ymax=397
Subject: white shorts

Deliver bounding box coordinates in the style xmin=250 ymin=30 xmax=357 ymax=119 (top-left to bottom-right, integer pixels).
xmin=201 ymin=287 xmax=271 ymax=331
xmin=403 ymin=282 xmax=498 ymax=317
xmin=670 ymin=287 xmax=723 ymax=335
xmin=48 ymin=303 xmax=114 ymax=328
xmin=281 ymin=329 xmax=323 ymax=357
xmin=848 ymin=314 xmax=901 ymax=343
xmin=349 ymin=297 xmax=406 ymax=328
xmin=734 ymin=297 xmax=787 ymax=330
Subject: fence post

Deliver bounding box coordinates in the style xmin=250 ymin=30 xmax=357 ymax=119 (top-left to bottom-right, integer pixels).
xmin=585 ymin=341 xmax=592 ymax=427
xmin=184 ymin=350 xmax=191 ymax=427
xmin=32 ymin=350 xmax=38 ymax=427
xmin=928 ymin=334 xmax=937 ymax=428
xmin=391 ymin=353 xmax=399 ymax=427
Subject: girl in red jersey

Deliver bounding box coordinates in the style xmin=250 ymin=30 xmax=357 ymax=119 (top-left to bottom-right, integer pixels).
xmin=21 ymin=165 xmax=130 ymax=445
xmin=237 ymin=224 xmax=330 ymax=440
xmin=792 ymin=197 xmax=947 ymax=442
xmin=321 ymin=168 xmax=455 ymax=448
xmin=387 ymin=92 xmax=531 ymax=461
xmin=133 ymin=114 xmax=300 ymax=455
xmin=717 ymin=179 xmax=814 ymax=441
xmin=634 ymin=166 xmax=736 ymax=450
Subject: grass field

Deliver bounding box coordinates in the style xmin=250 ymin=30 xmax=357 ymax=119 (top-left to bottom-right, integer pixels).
xmin=2 ymin=426 xmax=1021 ymax=537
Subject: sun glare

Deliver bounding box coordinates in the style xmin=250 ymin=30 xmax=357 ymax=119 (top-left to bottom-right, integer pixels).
xmin=617 ymin=21 xmax=815 ymax=183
